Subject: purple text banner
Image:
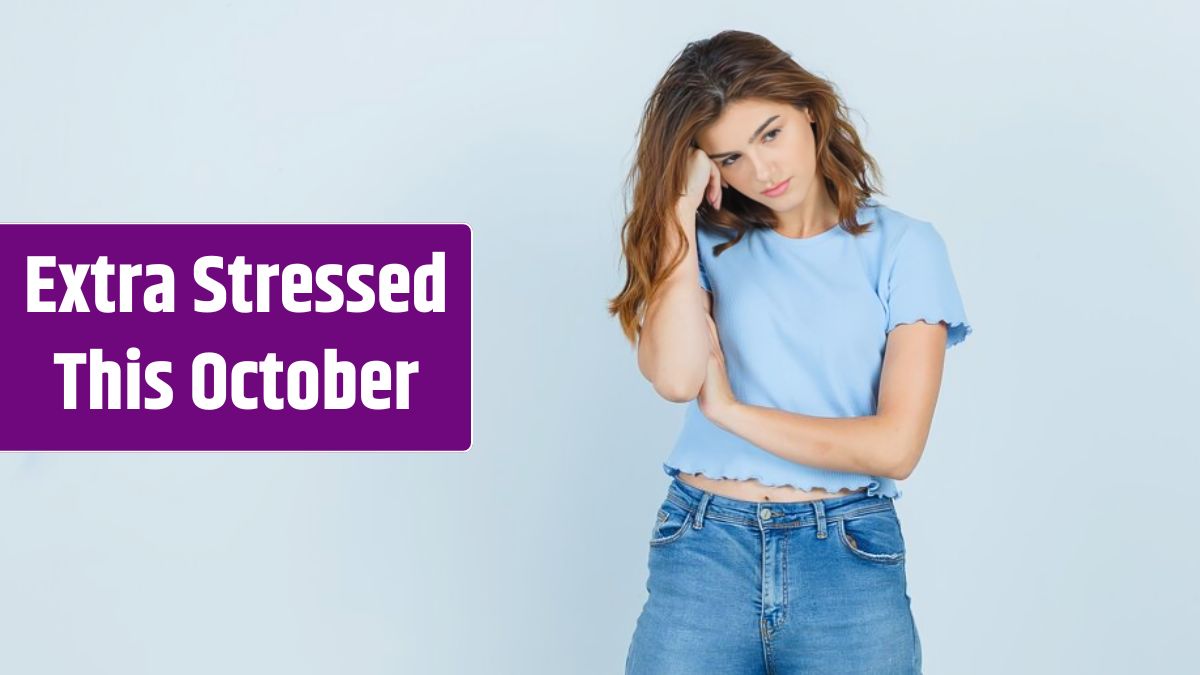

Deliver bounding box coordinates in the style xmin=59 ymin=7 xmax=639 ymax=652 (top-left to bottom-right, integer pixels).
xmin=0 ymin=224 xmax=471 ymax=451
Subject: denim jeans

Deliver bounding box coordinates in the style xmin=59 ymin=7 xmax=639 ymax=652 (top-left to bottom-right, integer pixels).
xmin=625 ymin=476 xmax=922 ymax=674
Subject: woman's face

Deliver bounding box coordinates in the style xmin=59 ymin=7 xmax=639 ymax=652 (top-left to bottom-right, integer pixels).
xmin=696 ymin=98 xmax=819 ymax=212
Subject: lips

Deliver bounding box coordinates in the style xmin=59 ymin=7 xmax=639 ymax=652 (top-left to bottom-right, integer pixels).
xmin=761 ymin=178 xmax=791 ymax=197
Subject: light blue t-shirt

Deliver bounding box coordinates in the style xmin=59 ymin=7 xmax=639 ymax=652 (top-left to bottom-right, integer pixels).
xmin=663 ymin=197 xmax=972 ymax=500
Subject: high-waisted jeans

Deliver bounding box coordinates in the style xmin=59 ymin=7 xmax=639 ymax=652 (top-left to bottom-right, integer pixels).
xmin=625 ymin=476 xmax=922 ymax=674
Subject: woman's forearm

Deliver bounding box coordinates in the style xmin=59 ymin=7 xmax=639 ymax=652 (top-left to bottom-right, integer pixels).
xmin=708 ymin=402 xmax=918 ymax=480
xmin=637 ymin=208 xmax=710 ymax=402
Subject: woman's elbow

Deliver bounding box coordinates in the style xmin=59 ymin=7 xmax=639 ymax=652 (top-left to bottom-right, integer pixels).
xmin=638 ymin=343 xmax=705 ymax=403
xmin=642 ymin=358 xmax=704 ymax=402
xmin=652 ymin=375 xmax=702 ymax=403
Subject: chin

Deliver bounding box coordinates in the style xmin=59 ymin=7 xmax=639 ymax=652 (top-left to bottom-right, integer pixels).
xmin=774 ymin=195 xmax=805 ymax=211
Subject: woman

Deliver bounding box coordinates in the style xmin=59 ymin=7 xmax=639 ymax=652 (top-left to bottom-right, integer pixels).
xmin=609 ymin=30 xmax=971 ymax=674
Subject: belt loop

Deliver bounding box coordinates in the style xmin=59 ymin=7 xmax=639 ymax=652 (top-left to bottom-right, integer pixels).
xmin=692 ymin=492 xmax=713 ymax=529
xmin=812 ymin=500 xmax=828 ymax=539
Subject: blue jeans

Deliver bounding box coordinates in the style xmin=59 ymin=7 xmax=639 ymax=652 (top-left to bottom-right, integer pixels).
xmin=625 ymin=476 xmax=922 ymax=674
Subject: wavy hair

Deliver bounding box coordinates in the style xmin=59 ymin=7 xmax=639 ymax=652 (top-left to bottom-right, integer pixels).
xmin=608 ymin=30 xmax=885 ymax=346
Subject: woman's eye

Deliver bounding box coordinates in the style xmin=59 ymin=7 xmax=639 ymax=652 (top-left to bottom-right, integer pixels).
xmin=720 ymin=128 xmax=782 ymax=167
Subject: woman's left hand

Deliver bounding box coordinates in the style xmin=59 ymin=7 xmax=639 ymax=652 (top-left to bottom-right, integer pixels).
xmin=698 ymin=314 xmax=737 ymax=423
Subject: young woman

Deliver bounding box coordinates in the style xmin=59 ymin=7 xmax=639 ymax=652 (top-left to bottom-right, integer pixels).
xmin=609 ymin=30 xmax=971 ymax=674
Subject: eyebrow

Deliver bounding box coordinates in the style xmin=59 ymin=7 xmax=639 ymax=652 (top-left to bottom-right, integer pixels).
xmin=707 ymin=114 xmax=781 ymax=159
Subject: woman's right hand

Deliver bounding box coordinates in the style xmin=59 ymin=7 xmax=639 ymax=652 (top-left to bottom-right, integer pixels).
xmin=678 ymin=148 xmax=724 ymax=215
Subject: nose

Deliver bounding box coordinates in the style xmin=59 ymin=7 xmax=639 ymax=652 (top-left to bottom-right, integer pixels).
xmin=750 ymin=156 xmax=777 ymax=186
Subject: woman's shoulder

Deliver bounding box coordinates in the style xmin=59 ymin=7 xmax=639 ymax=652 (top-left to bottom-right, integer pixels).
xmin=858 ymin=198 xmax=940 ymax=258
xmin=695 ymin=219 xmax=741 ymax=259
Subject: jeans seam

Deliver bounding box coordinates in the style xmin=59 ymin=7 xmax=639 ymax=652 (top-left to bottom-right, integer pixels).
xmin=777 ymin=533 xmax=789 ymax=631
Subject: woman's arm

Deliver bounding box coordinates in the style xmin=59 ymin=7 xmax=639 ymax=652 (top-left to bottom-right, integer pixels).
xmin=703 ymin=321 xmax=948 ymax=479
xmin=637 ymin=206 xmax=712 ymax=402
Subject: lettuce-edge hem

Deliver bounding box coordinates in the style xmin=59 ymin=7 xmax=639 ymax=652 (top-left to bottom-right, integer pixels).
xmin=662 ymin=463 xmax=901 ymax=500
xmin=887 ymin=317 xmax=972 ymax=349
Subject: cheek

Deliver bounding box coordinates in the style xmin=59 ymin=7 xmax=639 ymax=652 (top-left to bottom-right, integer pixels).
xmin=791 ymin=133 xmax=816 ymax=163
xmin=720 ymin=167 xmax=739 ymax=188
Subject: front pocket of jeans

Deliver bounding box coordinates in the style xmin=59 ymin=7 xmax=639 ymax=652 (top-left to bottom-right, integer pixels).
xmin=649 ymin=499 xmax=693 ymax=546
xmin=837 ymin=508 xmax=906 ymax=564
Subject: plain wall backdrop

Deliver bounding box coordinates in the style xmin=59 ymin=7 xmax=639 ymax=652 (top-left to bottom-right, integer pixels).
xmin=2 ymin=1 xmax=1197 ymax=673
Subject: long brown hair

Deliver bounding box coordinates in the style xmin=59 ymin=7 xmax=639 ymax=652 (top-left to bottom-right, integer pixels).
xmin=608 ymin=30 xmax=885 ymax=346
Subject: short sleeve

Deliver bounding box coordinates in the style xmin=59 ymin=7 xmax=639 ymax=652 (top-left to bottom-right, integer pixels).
xmin=697 ymin=249 xmax=712 ymax=292
xmin=884 ymin=222 xmax=972 ymax=349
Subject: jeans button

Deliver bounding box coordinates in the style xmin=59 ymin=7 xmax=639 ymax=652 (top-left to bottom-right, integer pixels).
xmin=759 ymin=507 xmax=772 ymax=520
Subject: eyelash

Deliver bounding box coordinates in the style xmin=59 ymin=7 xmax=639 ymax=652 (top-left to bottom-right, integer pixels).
xmin=721 ymin=128 xmax=781 ymax=167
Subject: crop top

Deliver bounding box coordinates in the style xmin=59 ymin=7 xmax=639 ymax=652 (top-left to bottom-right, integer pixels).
xmin=662 ymin=197 xmax=972 ymax=500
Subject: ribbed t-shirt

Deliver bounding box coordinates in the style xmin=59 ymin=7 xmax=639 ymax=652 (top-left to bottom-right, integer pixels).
xmin=662 ymin=197 xmax=972 ymax=500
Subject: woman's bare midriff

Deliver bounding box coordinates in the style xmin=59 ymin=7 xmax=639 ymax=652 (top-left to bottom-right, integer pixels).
xmin=676 ymin=470 xmax=867 ymax=503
